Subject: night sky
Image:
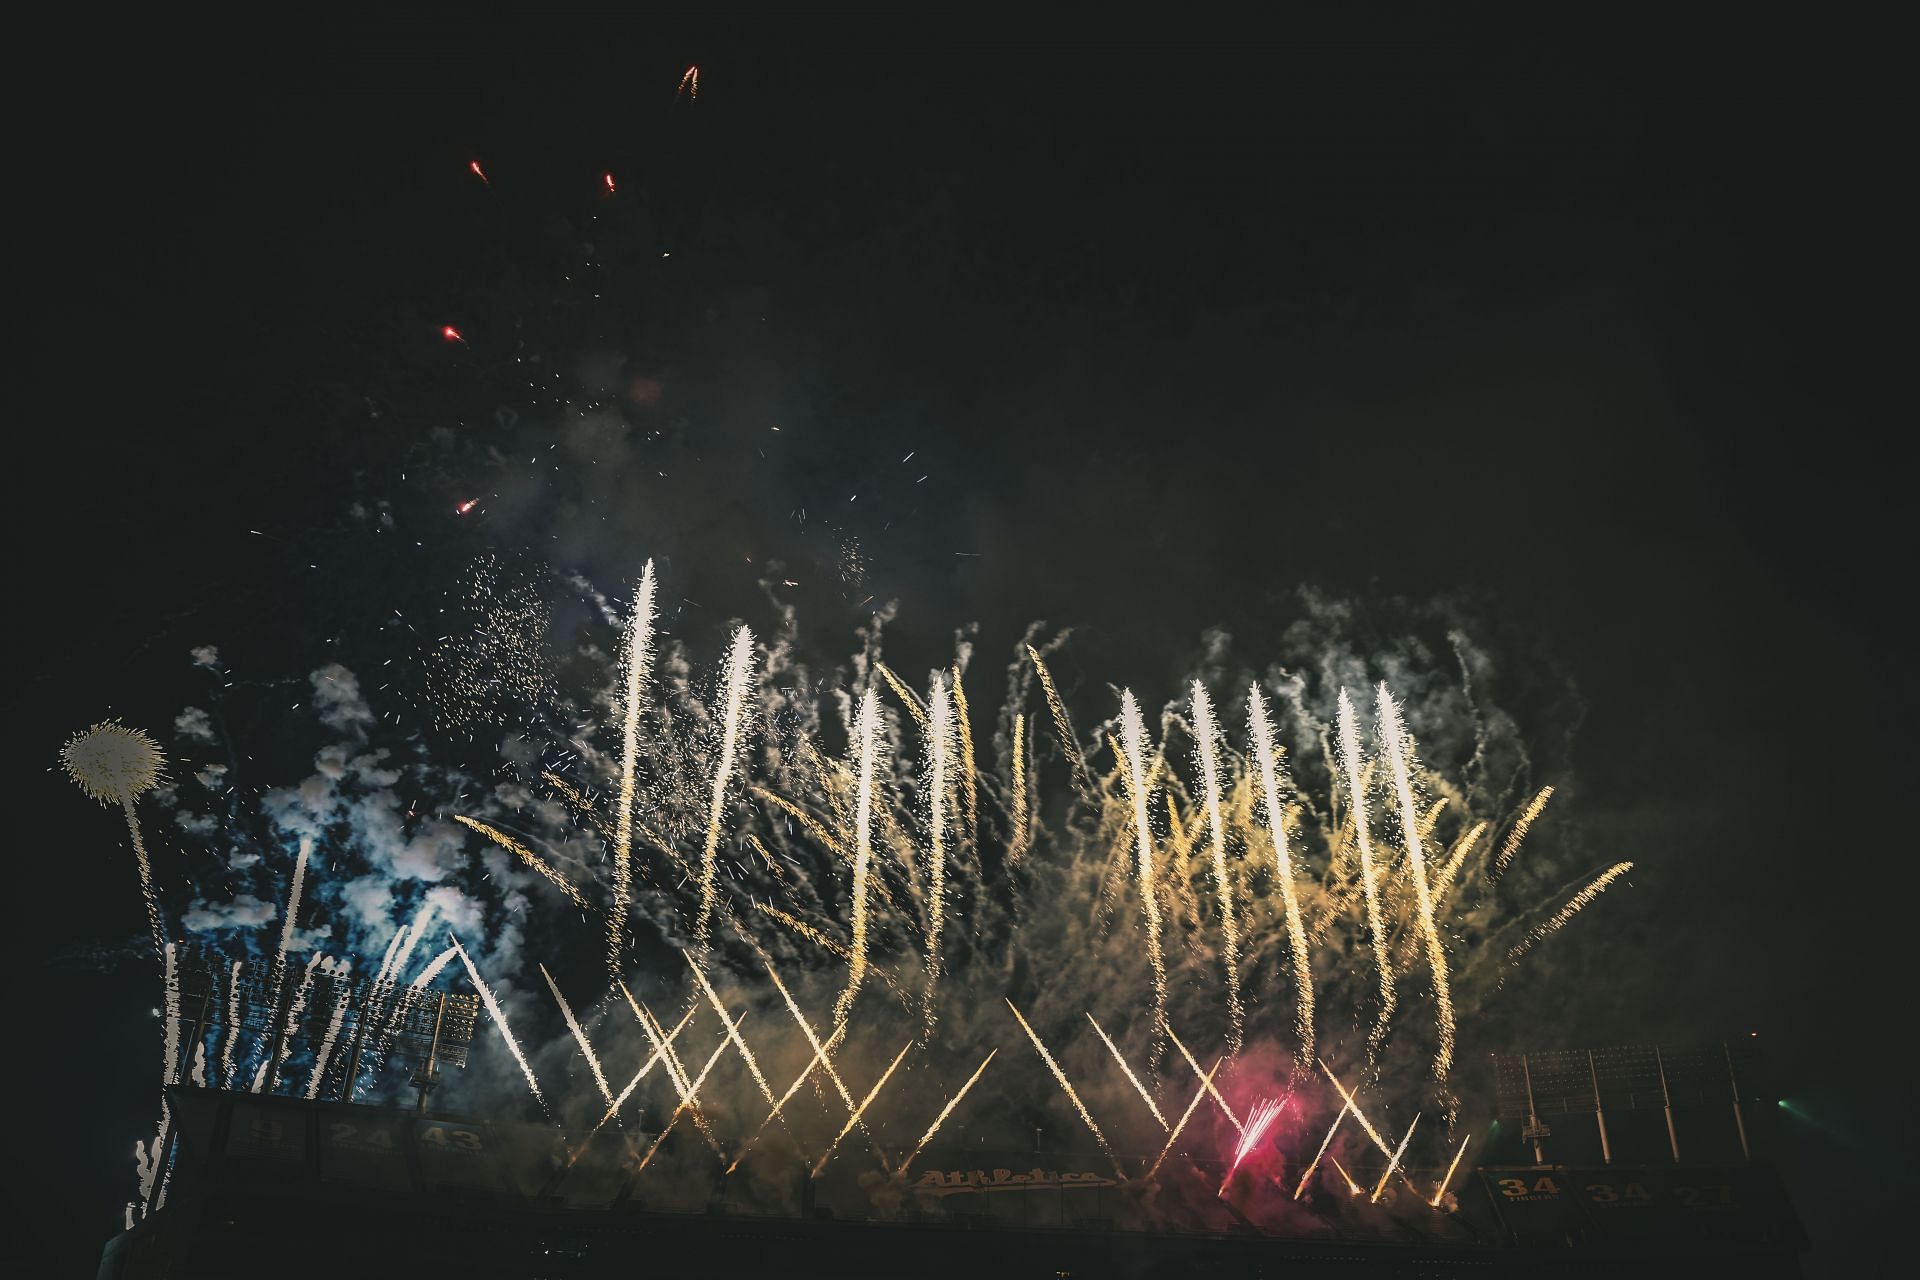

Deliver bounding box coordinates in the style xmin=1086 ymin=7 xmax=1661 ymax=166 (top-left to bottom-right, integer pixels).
xmin=18 ymin=20 xmax=1912 ymax=1275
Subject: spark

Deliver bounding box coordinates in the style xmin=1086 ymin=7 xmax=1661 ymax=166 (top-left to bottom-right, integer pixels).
xmin=900 ymin=1049 xmax=997 ymax=1176
xmin=1430 ymin=1134 xmax=1471 ymax=1207
xmin=1086 ymin=1013 xmax=1167 ymax=1129
xmin=539 ymin=963 xmax=612 ymax=1104
xmin=835 ymin=688 xmax=882 ymax=1026
xmin=696 ymin=625 xmax=756 ymax=950
xmin=468 ymin=159 xmax=488 ymax=184
xmin=1507 ymin=860 xmax=1635 ymax=962
xmin=1376 ymin=684 xmax=1455 ymax=1086
xmin=611 ymin=562 xmax=657 ymax=977
xmin=1169 ymin=1027 xmax=1242 ymax=1132
xmin=1148 ymin=1055 xmax=1223 ymax=1179
xmin=676 ymin=65 xmax=699 ymax=102
xmin=602 ymin=172 xmax=616 ymax=194
xmin=456 ymin=816 xmax=595 ymax=913
xmin=811 ymin=1040 xmax=913 ymax=1178
xmin=1493 ymin=785 xmax=1554 ymax=879
xmin=449 ymin=934 xmax=551 ymax=1122
xmin=1249 ymin=686 xmax=1314 ymax=1063
xmin=1370 ymin=1114 xmax=1420 ymax=1202
xmin=441 ymin=325 xmax=466 ymax=344
xmin=1190 ymin=682 xmax=1243 ymax=1052
xmin=1337 ymin=689 xmax=1396 ymax=1052
xmin=1116 ymin=691 xmax=1168 ymax=1047
xmin=1006 ymin=999 xmax=1120 ymax=1171
xmin=1220 ymin=1096 xmax=1286 ymax=1193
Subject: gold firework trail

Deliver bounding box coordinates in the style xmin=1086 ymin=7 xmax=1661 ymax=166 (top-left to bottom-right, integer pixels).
xmin=276 ymin=835 xmax=312 ymax=974
xmin=754 ymin=901 xmax=849 ymax=959
xmin=1293 ymin=1099 xmax=1349 ymax=1199
xmin=1430 ymin=1134 xmax=1471 ymax=1207
xmin=635 ymin=1022 xmax=738 ymax=1174
xmin=449 ymin=935 xmax=552 ymax=1123
xmin=618 ymin=984 xmax=722 ymax=1153
xmin=1507 ymin=860 xmax=1635 ymax=962
xmin=1007 ymin=999 xmax=1120 ymax=1171
xmin=1147 ymin=1055 xmax=1222 ymax=1179
xmin=697 ymin=624 xmax=756 ymax=950
xmin=811 ymin=1040 xmax=913 ymax=1178
xmin=1370 ymin=1113 xmax=1420 ymax=1202
xmin=539 ymin=963 xmax=612 ymax=1104
xmin=1029 ymin=645 xmax=1093 ymax=797
xmin=579 ymin=1005 xmax=696 ymax=1150
xmin=1435 ymin=820 xmax=1487 ymax=906
xmin=763 ymin=959 xmax=868 ymax=1135
xmin=1336 ymin=690 xmax=1396 ymax=1052
xmin=923 ymin=675 xmax=956 ymax=1036
xmin=456 ymin=816 xmax=596 ymax=914
xmin=1249 ymin=686 xmax=1315 ymax=1064
xmin=900 ymin=1049 xmax=998 ymax=1176
xmin=685 ymin=952 xmax=779 ymax=1109
xmin=1117 ymin=691 xmax=1168 ymax=1045
xmin=1189 ymin=682 xmax=1243 ymax=1051
xmin=875 ymin=661 xmax=928 ymax=727
xmin=951 ymin=666 xmax=977 ymax=843
xmin=725 ymin=1021 xmax=848 ymax=1173
xmin=1419 ymin=797 xmax=1448 ymax=843
xmin=611 ymin=562 xmax=657 ymax=978
xmin=1492 ymin=785 xmax=1554 ymax=879
xmin=1329 ymin=1155 xmax=1363 ymax=1195
xmin=1376 ymin=684 xmax=1455 ymax=1086
xmin=1168 ymin=1028 xmax=1243 ymax=1133
xmin=835 ymin=688 xmax=882 ymax=1027
xmin=753 ymin=788 xmax=845 ymax=856
xmin=1085 ymin=1013 xmax=1167 ymax=1129
xmin=1008 ymin=713 xmax=1031 ymax=864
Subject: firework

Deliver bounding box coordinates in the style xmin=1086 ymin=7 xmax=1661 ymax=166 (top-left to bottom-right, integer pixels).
xmin=685 ymin=952 xmax=779 ymax=1110
xmin=468 ymin=159 xmax=488 ymax=184
xmin=580 ymin=1005 xmax=696 ymax=1149
xmin=1086 ymin=1012 xmax=1167 ymax=1129
xmin=1249 ymin=686 xmax=1315 ymax=1064
xmin=619 ymin=985 xmax=722 ymax=1154
xmin=1169 ymin=1028 xmax=1242 ymax=1132
xmin=676 ymin=65 xmax=699 ymax=102
xmin=1370 ymin=1114 xmax=1420 ymax=1202
xmin=922 ymin=674 xmax=956 ymax=1034
xmin=276 ymin=835 xmax=312 ymax=976
xmin=1293 ymin=1098 xmax=1349 ymax=1199
xmin=811 ymin=1040 xmax=913 ymax=1178
xmin=1148 ymin=1055 xmax=1222 ymax=1179
xmin=697 ymin=625 xmax=757 ymax=950
xmin=951 ymin=666 xmax=978 ymax=841
xmin=611 ymin=562 xmax=657 ymax=976
xmin=412 ymin=945 xmax=458 ymax=989
xmin=1376 ymin=684 xmax=1455 ymax=1087
xmin=449 ymin=934 xmax=551 ymax=1122
xmin=1430 ymin=1134 xmax=1471 ymax=1207
xmin=762 ymin=958 xmax=873 ymax=1153
xmin=876 ymin=661 xmax=928 ymax=727
xmin=1116 ymin=691 xmax=1169 ymax=1047
xmin=306 ymin=960 xmax=353 ymax=1100
xmin=1220 ymin=1095 xmax=1286 ymax=1193
xmin=62 ymin=721 xmax=167 ymax=962
xmin=1008 ymin=713 xmax=1031 ymax=863
xmin=1329 ymin=1155 xmax=1363 ymax=1195
xmin=219 ymin=959 xmax=241 ymax=1089
xmin=636 ymin=1024 xmax=738 ymax=1174
xmin=1507 ymin=860 xmax=1635 ymax=962
xmin=1493 ymin=785 xmax=1554 ymax=879
xmin=540 ymin=963 xmax=612 ymax=1104
xmin=725 ymin=1020 xmax=848 ymax=1173
xmin=1336 ymin=690 xmax=1396 ymax=1052
xmin=1006 ymin=999 xmax=1119 ymax=1171
xmin=1029 ymin=645 xmax=1093 ymax=797
xmin=1190 ymin=682 xmax=1244 ymax=1052
xmin=900 ymin=1049 xmax=997 ymax=1176
xmin=835 ymin=688 xmax=882 ymax=1026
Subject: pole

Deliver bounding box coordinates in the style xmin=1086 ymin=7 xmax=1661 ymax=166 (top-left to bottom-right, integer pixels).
xmin=1522 ymin=1054 xmax=1545 ymax=1165
xmin=340 ymin=978 xmax=375 ymax=1103
xmin=179 ymin=982 xmax=214 ymax=1087
xmin=1656 ymin=1046 xmax=1680 ymax=1164
xmin=1724 ymin=1041 xmax=1751 ymax=1162
xmin=414 ymin=992 xmax=448 ymax=1113
xmin=1589 ymin=1051 xmax=1611 ymax=1166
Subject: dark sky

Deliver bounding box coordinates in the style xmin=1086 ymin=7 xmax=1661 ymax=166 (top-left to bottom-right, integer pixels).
xmin=17 ymin=19 xmax=1913 ymax=1275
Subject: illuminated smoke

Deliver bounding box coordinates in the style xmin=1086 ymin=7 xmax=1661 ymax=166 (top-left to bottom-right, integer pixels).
xmin=1376 ymin=684 xmax=1455 ymax=1088
xmin=1086 ymin=1012 xmax=1167 ymax=1129
xmin=1116 ymin=691 xmax=1169 ymax=1047
xmin=1336 ymin=690 xmax=1396 ymax=1053
xmin=611 ymin=562 xmax=658 ymax=979
xmin=540 ymin=963 xmax=612 ymax=1104
xmin=697 ymin=625 xmax=757 ymax=950
xmin=835 ymin=688 xmax=882 ymax=1027
xmin=1249 ymin=686 xmax=1314 ymax=1063
xmin=1189 ymin=682 xmax=1243 ymax=1052
xmin=900 ymin=1049 xmax=997 ymax=1175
